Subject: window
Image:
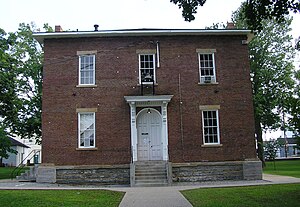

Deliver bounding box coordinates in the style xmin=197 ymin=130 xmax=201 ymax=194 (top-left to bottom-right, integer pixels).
xmin=78 ymin=112 xmax=95 ymax=148
xmin=198 ymin=52 xmax=216 ymax=83
xmin=79 ymin=55 xmax=95 ymax=85
xmin=139 ymin=54 xmax=156 ymax=84
xmin=202 ymin=110 xmax=220 ymax=144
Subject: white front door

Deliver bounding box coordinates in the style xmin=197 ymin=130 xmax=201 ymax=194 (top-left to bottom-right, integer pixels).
xmin=137 ymin=109 xmax=162 ymax=161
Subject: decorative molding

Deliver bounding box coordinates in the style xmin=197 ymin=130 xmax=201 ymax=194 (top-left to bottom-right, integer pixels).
xmin=199 ymin=105 xmax=221 ymax=110
xmin=76 ymin=50 xmax=97 ymax=55
xmin=196 ymin=48 xmax=217 ymax=53
xmin=76 ymin=108 xmax=98 ymax=113
xmin=136 ymin=49 xmax=156 ymax=54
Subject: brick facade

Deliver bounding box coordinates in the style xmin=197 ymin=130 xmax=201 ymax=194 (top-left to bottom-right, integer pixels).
xmin=40 ymin=30 xmax=257 ymax=167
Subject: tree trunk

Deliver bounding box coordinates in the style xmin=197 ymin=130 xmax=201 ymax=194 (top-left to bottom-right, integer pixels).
xmin=255 ymin=118 xmax=266 ymax=167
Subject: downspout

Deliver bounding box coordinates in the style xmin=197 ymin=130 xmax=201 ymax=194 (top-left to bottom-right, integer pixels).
xmin=156 ymin=41 xmax=160 ymax=68
xmin=178 ymin=73 xmax=185 ymax=161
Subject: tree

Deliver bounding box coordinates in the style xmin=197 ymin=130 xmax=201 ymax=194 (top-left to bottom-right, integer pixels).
xmin=0 ymin=127 xmax=17 ymax=166
xmin=233 ymin=6 xmax=296 ymax=166
xmin=170 ymin=0 xmax=300 ymax=30
xmin=264 ymin=139 xmax=284 ymax=170
xmin=0 ymin=23 xmax=48 ymax=145
xmin=264 ymin=139 xmax=283 ymax=161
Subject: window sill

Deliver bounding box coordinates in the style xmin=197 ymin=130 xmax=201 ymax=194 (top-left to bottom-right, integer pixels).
xmin=137 ymin=83 xmax=158 ymax=86
xmin=198 ymin=82 xmax=219 ymax=85
xmin=201 ymin=144 xmax=223 ymax=148
xmin=76 ymin=147 xmax=98 ymax=151
xmin=76 ymin=85 xmax=97 ymax=88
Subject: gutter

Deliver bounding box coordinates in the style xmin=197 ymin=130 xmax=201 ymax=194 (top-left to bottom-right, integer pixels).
xmin=33 ymin=29 xmax=254 ymax=44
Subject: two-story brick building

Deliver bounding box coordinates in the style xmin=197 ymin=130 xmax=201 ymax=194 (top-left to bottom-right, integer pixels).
xmin=34 ymin=25 xmax=262 ymax=186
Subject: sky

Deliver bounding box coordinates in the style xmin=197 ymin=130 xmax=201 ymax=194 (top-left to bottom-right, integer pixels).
xmin=0 ymin=0 xmax=299 ymax=40
xmin=0 ymin=0 xmax=299 ymax=139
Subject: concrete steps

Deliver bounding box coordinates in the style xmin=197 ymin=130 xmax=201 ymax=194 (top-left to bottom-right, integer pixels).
xmin=133 ymin=161 xmax=169 ymax=187
xmin=16 ymin=166 xmax=37 ymax=182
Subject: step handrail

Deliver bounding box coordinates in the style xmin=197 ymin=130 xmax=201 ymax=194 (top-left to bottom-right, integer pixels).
xmin=10 ymin=149 xmax=41 ymax=179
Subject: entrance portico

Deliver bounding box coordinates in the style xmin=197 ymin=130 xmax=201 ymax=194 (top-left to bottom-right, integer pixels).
xmin=124 ymin=95 xmax=173 ymax=162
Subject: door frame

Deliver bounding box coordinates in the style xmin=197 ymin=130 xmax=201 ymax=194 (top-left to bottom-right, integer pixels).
xmin=136 ymin=108 xmax=162 ymax=161
xmin=124 ymin=95 xmax=173 ymax=162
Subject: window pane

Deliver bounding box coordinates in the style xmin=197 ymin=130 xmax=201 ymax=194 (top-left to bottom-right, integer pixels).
xmin=79 ymin=113 xmax=95 ymax=147
xmin=199 ymin=53 xmax=215 ymax=82
xmin=79 ymin=55 xmax=95 ymax=85
xmin=203 ymin=110 xmax=219 ymax=144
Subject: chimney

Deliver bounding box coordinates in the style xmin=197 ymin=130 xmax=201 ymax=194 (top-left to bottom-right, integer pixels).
xmin=94 ymin=24 xmax=99 ymax=31
xmin=55 ymin=25 xmax=63 ymax=32
xmin=226 ymin=22 xmax=235 ymax=29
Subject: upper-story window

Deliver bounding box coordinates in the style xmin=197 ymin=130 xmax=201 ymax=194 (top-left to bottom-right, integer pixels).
xmin=78 ymin=54 xmax=95 ymax=85
xmin=139 ymin=54 xmax=156 ymax=84
xmin=197 ymin=49 xmax=216 ymax=84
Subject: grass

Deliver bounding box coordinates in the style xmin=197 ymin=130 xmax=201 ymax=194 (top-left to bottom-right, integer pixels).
xmin=0 ymin=190 xmax=124 ymax=207
xmin=0 ymin=167 xmax=30 ymax=179
xmin=263 ymin=159 xmax=300 ymax=178
xmin=182 ymin=184 xmax=300 ymax=207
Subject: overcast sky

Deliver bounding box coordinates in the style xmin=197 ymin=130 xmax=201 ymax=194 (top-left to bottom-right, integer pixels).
xmin=0 ymin=0 xmax=299 ymax=40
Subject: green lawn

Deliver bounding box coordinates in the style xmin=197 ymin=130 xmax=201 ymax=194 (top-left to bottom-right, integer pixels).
xmin=182 ymin=184 xmax=300 ymax=207
xmin=263 ymin=159 xmax=300 ymax=178
xmin=0 ymin=167 xmax=29 ymax=179
xmin=0 ymin=190 xmax=124 ymax=207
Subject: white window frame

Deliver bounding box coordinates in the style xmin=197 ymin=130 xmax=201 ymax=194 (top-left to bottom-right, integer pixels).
xmin=202 ymin=110 xmax=220 ymax=145
xmin=198 ymin=52 xmax=216 ymax=84
xmin=78 ymin=54 xmax=95 ymax=85
xmin=78 ymin=112 xmax=96 ymax=148
xmin=138 ymin=54 xmax=156 ymax=84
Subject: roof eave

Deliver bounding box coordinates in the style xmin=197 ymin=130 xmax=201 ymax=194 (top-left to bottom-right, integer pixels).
xmin=33 ymin=29 xmax=253 ymax=44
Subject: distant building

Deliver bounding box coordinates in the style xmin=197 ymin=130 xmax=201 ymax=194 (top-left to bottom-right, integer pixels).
xmin=277 ymin=137 xmax=299 ymax=158
xmin=2 ymin=137 xmax=29 ymax=167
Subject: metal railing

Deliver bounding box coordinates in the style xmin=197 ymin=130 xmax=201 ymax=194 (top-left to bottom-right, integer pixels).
xmin=10 ymin=150 xmax=41 ymax=179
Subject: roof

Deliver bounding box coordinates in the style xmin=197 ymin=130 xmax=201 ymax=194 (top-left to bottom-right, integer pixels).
xmin=9 ymin=137 xmax=30 ymax=148
xmin=277 ymin=138 xmax=298 ymax=145
xmin=33 ymin=28 xmax=254 ymax=44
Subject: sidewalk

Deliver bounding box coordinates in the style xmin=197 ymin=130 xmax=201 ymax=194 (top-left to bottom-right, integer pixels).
xmin=0 ymin=174 xmax=300 ymax=207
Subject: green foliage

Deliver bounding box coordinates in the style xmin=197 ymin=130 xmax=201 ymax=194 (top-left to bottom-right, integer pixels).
xmin=264 ymin=159 xmax=300 ymax=178
xmin=232 ymin=4 xmax=296 ymax=164
xmin=182 ymin=184 xmax=300 ymax=207
xmin=0 ymin=127 xmax=17 ymax=163
xmin=243 ymin=0 xmax=300 ymax=31
xmin=170 ymin=0 xmax=206 ymax=22
xmin=170 ymin=0 xmax=300 ymax=31
xmin=264 ymin=139 xmax=284 ymax=161
xmin=0 ymin=23 xmax=50 ymax=144
xmin=0 ymin=190 xmax=124 ymax=207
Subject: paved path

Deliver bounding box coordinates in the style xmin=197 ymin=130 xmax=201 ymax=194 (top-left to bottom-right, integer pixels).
xmin=0 ymin=174 xmax=300 ymax=207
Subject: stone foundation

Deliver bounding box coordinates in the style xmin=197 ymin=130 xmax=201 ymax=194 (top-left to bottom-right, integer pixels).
xmin=36 ymin=161 xmax=261 ymax=185
xmin=172 ymin=160 xmax=262 ymax=183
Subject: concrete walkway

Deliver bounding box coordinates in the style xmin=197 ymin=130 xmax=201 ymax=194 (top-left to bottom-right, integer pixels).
xmin=0 ymin=174 xmax=300 ymax=207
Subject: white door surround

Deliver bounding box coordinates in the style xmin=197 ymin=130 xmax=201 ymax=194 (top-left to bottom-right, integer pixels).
xmin=124 ymin=95 xmax=173 ymax=162
xmin=137 ymin=108 xmax=162 ymax=160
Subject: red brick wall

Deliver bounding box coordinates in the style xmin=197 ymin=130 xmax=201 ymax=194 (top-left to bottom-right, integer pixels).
xmin=42 ymin=34 xmax=257 ymax=165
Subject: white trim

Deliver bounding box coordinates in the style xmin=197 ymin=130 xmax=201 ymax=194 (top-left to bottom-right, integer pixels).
xmin=78 ymin=54 xmax=96 ymax=85
xmin=198 ymin=52 xmax=216 ymax=84
xmin=125 ymin=95 xmax=173 ymax=161
xmin=201 ymin=110 xmax=220 ymax=145
xmin=78 ymin=112 xmax=96 ymax=149
xmin=138 ymin=53 xmax=156 ymax=84
xmin=34 ymin=29 xmax=254 ymax=44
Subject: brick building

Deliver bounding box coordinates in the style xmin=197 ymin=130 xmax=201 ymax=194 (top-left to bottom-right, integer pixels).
xmin=34 ymin=25 xmax=262 ymax=186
